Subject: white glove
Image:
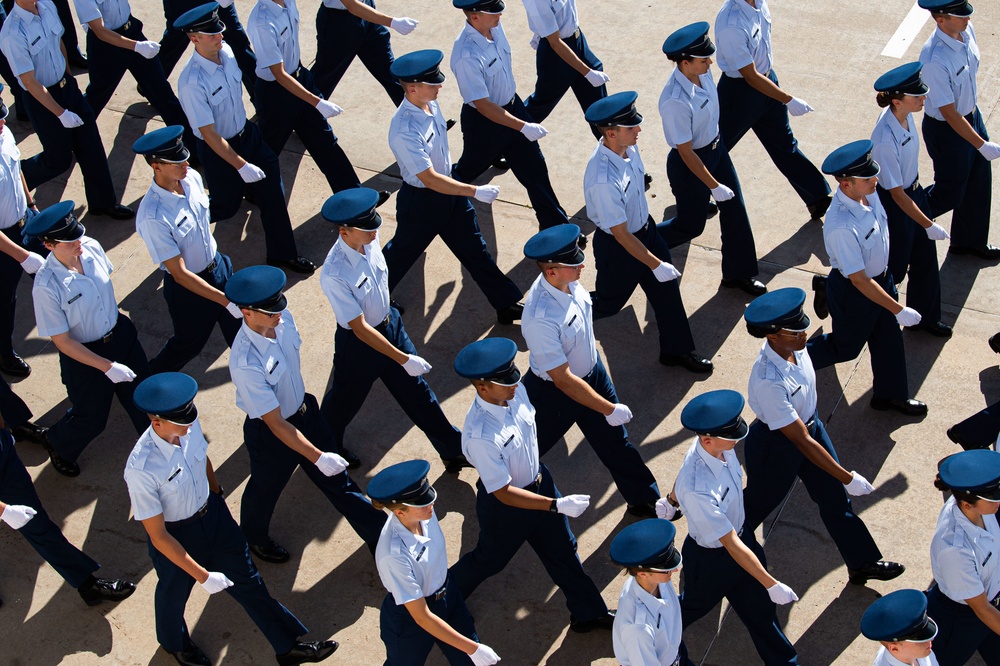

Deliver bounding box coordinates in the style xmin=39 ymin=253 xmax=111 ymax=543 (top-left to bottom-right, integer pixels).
xmin=216 ymin=0 xmax=234 ymax=7
xmin=134 ymin=40 xmax=161 ymax=59
xmin=238 ymin=162 xmax=266 ymax=183
xmin=655 ymin=497 xmax=679 ymax=521
xmin=844 ymin=471 xmax=874 ymax=496
xmin=470 ymin=644 xmax=501 ymax=666
xmin=584 ymin=69 xmax=610 ymax=87
xmin=200 ymin=571 xmax=234 ymax=594
xmin=520 ymin=123 xmax=548 ymax=142
xmin=555 ymin=494 xmax=590 ymax=517
xmin=978 ymin=141 xmax=1000 ymax=161
xmin=402 ymin=354 xmax=432 ymax=377
xmin=226 ymin=302 xmax=244 ymax=319
xmin=710 ymin=184 xmax=735 ymax=202
xmin=315 ymin=451 xmax=349 ymax=477
xmin=19 ymin=251 xmax=45 ymax=274
xmin=389 ymin=17 xmax=418 ymax=35
xmin=925 ymin=222 xmax=950 ymax=241
xmin=652 ymin=261 xmax=681 ymax=282
xmin=315 ymin=98 xmax=343 ymax=119
xmin=105 ymin=362 xmax=137 ymax=383
xmin=767 ymin=582 xmax=799 ymax=605
xmin=58 ymin=109 xmax=84 ymax=128
xmin=895 ymin=306 xmax=922 ymax=327
xmin=786 ymin=97 xmax=814 ymax=117
xmin=605 ymin=403 xmax=633 ymax=427
xmin=474 ymin=185 xmax=500 ymax=204
xmin=1 ymin=504 xmax=37 ymax=529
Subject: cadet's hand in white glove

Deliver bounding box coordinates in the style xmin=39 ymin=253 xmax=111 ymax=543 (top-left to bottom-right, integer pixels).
xmin=200 ymin=571 xmax=233 ymax=594
xmin=105 ymin=362 xmax=137 ymax=383
xmin=556 ymin=494 xmax=590 ymax=517
xmin=520 ymin=123 xmax=548 ymax=142
xmin=1 ymin=504 xmax=37 ymax=529
xmin=655 ymin=497 xmax=679 ymax=521
xmin=238 ymin=162 xmax=266 ymax=183
xmin=978 ymin=141 xmax=1000 ymax=161
xmin=605 ymin=403 xmax=633 ymax=427
xmin=134 ymin=40 xmax=161 ymax=59
xmin=58 ymin=110 xmax=84 ymax=128
xmin=402 ymin=354 xmax=432 ymax=377
xmin=226 ymin=302 xmax=244 ymax=319
xmin=844 ymin=471 xmax=874 ymax=496
xmin=925 ymin=223 xmax=950 ymax=241
xmin=767 ymin=582 xmax=799 ymax=605
xmin=584 ymin=69 xmax=610 ymax=87
xmin=710 ymin=184 xmax=735 ymax=202
xmin=474 ymin=185 xmax=500 ymax=204
xmin=653 ymin=262 xmax=681 ymax=282
xmin=390 ymin=17 xmax=418 ymax=35
xmin=786 ymin=97 xmax=814 ymax=117
xmin=315 ymin=451 xmax=348 ymax=477
xmin=469 ymin=644 xmax=501 ymax=666
xmin=19 ymin=252 xmax=44 ymax=274
xmin=895 ymin=306 xmax=921 ymax=327
xmin=315 ymin=99 xmax=343 ymax=119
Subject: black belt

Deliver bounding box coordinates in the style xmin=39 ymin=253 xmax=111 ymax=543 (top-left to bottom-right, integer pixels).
xmin=695 ymin=135 xmax=721 ymax=152
xmin=522 ymin=472 xmax=543 ymax=491
xmin=165 ymin=500 xmax=209 ymax=527
xmin=196 ymin=258 xmax=218 ymax=279
xmin=112 ymin=17 xmax=133 ymax=33
xmin=501 ymin=97 xmax=517 ymax=111
xmin=0 ymin=218 xmax=24 ymax=235
xmin=374 ymin=313 xmax=391 ymax=332
xmin=804 ymin=416 xmax=816 ymax=429
xmin=295 ymin=401 xmax=307 ymax=417
xmin=562 ymin=28 xmax=581 ymax=41
xmin=225 ymin=123 xmax=247 ymax=142
xmin=427 ymin=575 xmax=448 ymax=601
xmin=50 ymin=77 xmax=67 ymax=89
xmin=904 ymin=178 xmax=921 ymax=194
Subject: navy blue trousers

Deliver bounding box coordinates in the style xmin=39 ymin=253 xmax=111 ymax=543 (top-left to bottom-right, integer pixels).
xmin=0 ymin=4 xmax=25 ymax=114
xmin=806 ymin=270 xmax=909 ymax=401
xmin=0 ymin=380 xmax=32 ymax=430
xmin=949 ymin=399 xmax=1000 ymax=450
xmin=0 ymin=222 xmax=30 ymax=361
xmin=48 ymin=315 xmax=150 ymax=463
xmin=21 ymin=75 xmax=118 ymax=209
xmin=592 ymin=216 xmax=695 ymax=356
xmin=240 ymin=393 xmax=386 ymax=552
xmin=742 ymin=416 xmax=882 ymax=570
xmin=254 ymin=67 xmax=360 ymax=194
xmin=717 ymin=70 xmax=830 ymax=207
xmin=522 ymin=358 xmax=659 ymax=507
xmin=452 ymin=96 xmax=569 ymax=230
xmin=148 ymin=252 xmax=242 ymax=374
xmin=925 ymin=585 xmax=1000 ymax=666
xmin=922 ymin=109 xmax=992 ymax=249
xmin=320 ymin=308 xmax=462 ymax=460
xmin=450 ymin=464 xmax=608 ymax=622
xmin=313 ymin=3 xmax=402 ymax=106
xmin=524 ymin=29 xmax=605 ymax=138
xmin=196 ymin=122 xmax=300 ymax=262
xmin=680 ymin=532 xmax=798 ymax=665
xmin=877 ymin=183 xmax=941 ymax=323
xmin=660 ymin=140 xmax=759 ymax=280
xmin=383 ymin=184 xmax=522 ymax=310
xmin=380 ymin=575 xmax=478 ymax=665
xmin=0 ymin=429 xmax=99 ymax=588
xmin=149 ymin=492 xmax=306 ymax=654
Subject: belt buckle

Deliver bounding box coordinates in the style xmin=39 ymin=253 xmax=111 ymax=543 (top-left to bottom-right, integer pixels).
xmin=123 ymin=19 xmax=131 ymax=31
xmin=298 ymin=402 xmax=307 ymax=416
xmin=101 ymin=330 xmax=114 ymax=344
xmin=57 ymin=78 xmax=66 ymax=88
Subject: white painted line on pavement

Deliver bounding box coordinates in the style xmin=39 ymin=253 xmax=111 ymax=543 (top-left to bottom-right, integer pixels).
xmin=882 ymin=1 xmax=930 ymax=58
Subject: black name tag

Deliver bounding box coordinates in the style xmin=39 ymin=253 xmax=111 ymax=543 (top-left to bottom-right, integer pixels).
xmin=212 ymin=86 xmax=223 ymax=96
xmin=67 ymin=293 xmax=82 ymax=304
xmin=30 ymin=36 xmax=41 ymax=46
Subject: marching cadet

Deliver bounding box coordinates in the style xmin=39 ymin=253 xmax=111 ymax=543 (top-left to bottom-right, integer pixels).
xmin=176 ymin=2 xmax=315 ymax=275
xmin=0 ymin=0 xmax=134 ymax=220
xmin=860 ymin=589 xmax=940 ymax=666
xmin=807 ymin=141 xmax=927 ymax=416
xmin=520 ymin=224 xmax=662 ymax=518
xmin=449 ymin=0 xmax=570 ymax=231
xmin=871 ymin=62 xmax=952 ymax=337
xmin=451 ymin=337 xmax=614 ymax=633
xmin=132 ymin=126 xmax=243 ymax=374
xmin=742 ymin=288 xmax=905 ymax=585
xmin=674 ymin=389 xmax=799 ymax=665
xmin=927 ymin=449 xmax=1000 ymax=665
xmin=384 ymin=49 xmax=523 ymax=324
xmin=318 ymin=188 xmax=469 ymax=472
xmin=658 ymin=22 xmax=764 ymax=296
xmin=918 ymin=0 xmax=1000 ymax=260
xmin=584 ymin=90 xmax=713 ymax=374
xmin=226 ymin=265 xmax=386 ymax=564
xmin=28 ymin=201 xmax=150 ymax=478
xmin=369 ymin=459 xmax=501 ymax=665
xmin=124 ymin=372 xmax=338 ymax=666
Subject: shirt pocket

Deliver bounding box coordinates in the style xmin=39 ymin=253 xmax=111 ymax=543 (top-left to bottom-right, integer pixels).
xmin=859 ymin=223 xmax=881 ymax=252
xmin=159 ymin=468 xmax=186 ymax=497
xmin=352 ymin=273 xmax=374 ymax=301
xmin=208 ymin=79 xmax=230 ymax=107
xmin=263 ymin=354 xmax=287 ymax=386
xmin=561 ymin=313 xmax=585 ymax=352
xmin=27 ymin=28 xmax=49 ymax=56
xmin=173 ymin=211 xmax=195 ymax=239
xmin=61 ymin=288 xmax=88 ymax=329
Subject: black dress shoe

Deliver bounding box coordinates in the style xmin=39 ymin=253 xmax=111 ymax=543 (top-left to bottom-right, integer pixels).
xmin=492 ymin=156 xmax=510 ymax=172
xmin=644 ymin=172 xmax=652 ymax=189
xmin=376 ymin=190 xmax=391 ymax=207
xmin=989 ymin=332 xmax=1000 ymax=355
xmin=869 ymin=397 xmax=928 ymax=416
xmin=0 ymin=353 xmax=31 ymax=378
xmin=78 ymin=577 xmax=136 ymax=606
xmin=659 ymin=351 xmax=714 ymax=374
xmin=390 ymin=299 xmax=405 ymax=316
xmin=496 ymin=302 xmax=524 ymax=325
xmin=42 ymin=433 xmax=80 ymax=477
xmin=570 ymin=610 xmax=616 ymax=633
xmin=625 ymin=502 xmax=657 ymax=519
xmin=812 ymin=274 xmax=829 ymax=319
xmin=277 ymin=640 xmax=339 ymax=666
xmin=442 ymin=454 xmax=474 ymax=474
xmin=706 ymin=199 xmax=719 ymax=220
xmin=12 ymin=421 xmax=47 ymax=444
xmin=89 ymin=204 xmax=135 ymax=220
xmin=720 ymin=277 xmax=767 ymax=296
xmin=68 ymin=52 xmax=88 ymax=69
xmin=446 ymin=118 xmax=457 ymax=130
xmin=249 ymin=538 xmax=291 ymax=563
xmin=908 ymin=320 xmax=953 ymax=338
xmin=847 ymin=560 xmax=905 ymax=585
xmin=807 ymin=195 xmax=833 ymax=220
xmin=338 ymin=447 xmax=362 ymax=470
xmin=168 ymin=644 xmax=212 ymax=666
xmin=947 ymin=425 xmax=993 ymax=451
xmin=950 ymin=244 xmax=1000 ymax=260
xmin=266 ymin=257 xmax=317 ymax=274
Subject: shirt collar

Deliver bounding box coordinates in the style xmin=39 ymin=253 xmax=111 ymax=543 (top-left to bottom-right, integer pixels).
xmin=148 ymin=179 xmax=188 ymax=213
xmin=952 ymin=499 xmax=996 ymax=543
xmin=538 ymin=274 xmax=581 ymax=309
xmin=934 ymin=26 xmax=968 ymax=52
xmin=334 ymin=236 xmax=366 ymax=268
xmin=736 ymin=0 xmax=760 ymax=21
xmin=462 ymin=20 xmax=498 ymax=50
xmin=43 ymin=237 xmax=95 ymax=282
xmin=629 ymin=576 xmax=669 ymax=615
xmin=259 ymin=0 xmax=287 ymax=16
xmin=474 ymin=392 xmax=511 ymax=422
xmin=10 ymin=2 xmax=40 ymax=23
xmin=399 ymin=98 xmax=433 ymax=120
xmin=389 ymin=512 xmax=433 ymax=551
xmin=761 ymin=341 xmax=802 ymax=374
xmin=833 ymin=187 xmax=872 ymax=221
xmin=597 ymin=139 xmax=629 ymax=170
xmin=670 ymin=66 xmax=698 ymax=98
xmin=242 ymin=319 xmax=282 ymax=356
xmin=884 ymin=109 xmax=914 ymax=143
xmin=694 ymin=437 xmax=731 ymax=479
xmin=148 ymin=426 xmax=184 ymax=463
xmin=192 ymin=47 xmax=225 ymax=75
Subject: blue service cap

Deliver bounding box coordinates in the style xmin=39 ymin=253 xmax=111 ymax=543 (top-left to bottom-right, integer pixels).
xmin=662 ymin=21 xmax=716 ymax=59
xmin=860 ymin=589 xmax=938 ymax=643
xmin=453 ymin=0 xmax=504 ymax=12
xmin=368 ymin=460 xmax=438 ymax=507
xmin=918 ymin=0 xmax=973 ymax=16
xmin=321 ymin=188 xmax=383 ymax=230
xmin=132 ymin=126 xmax=190 ymax=163
xmin=224 ymin=265 xmax=288 ymax=313
xmin=938 ymin=450 xmax=1000 ymax=500
xmin=610 ymin=519 xmax=682 ymax=571
xmin=454 ymin=337 xmax=521 ymax=386
xmin=0 ymin=82 xmax=8 ymax=121
xmin=681 ymin=389 xmax=749 ymax=440
xmin=24 ymin=201 xmax=85 ymax=243
xmin=585 ymin=91 xmax=642 ymax=128
xmin=744 ymin=288 xmax=811 ymax=337
xmin=174 ymin=2 xmax=224 ymax=33
xmin=133 ymin=372 xmax=200 ymax=425
xmin=874 ymin=62 xmax=928 ymax=96
xmin=821 ymin=140 xmax=881 ymax=179
xmin=390 ymin=49 xmax=447 ymax=85
xmin=524 ymin=224 xmax=585 ymax=266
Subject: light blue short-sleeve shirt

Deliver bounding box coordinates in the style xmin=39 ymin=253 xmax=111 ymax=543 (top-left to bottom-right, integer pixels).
xmin=930 ymin=495 xmax=1000 ymax=605
xmin=388 ymin=99 xmax=452 ymax=188
xmin=659 ymin=67 xmax=719 ymax=150
xmin=823 ymin=188 xmax=890 ymax=278
xmin=135 ymin=169 xmax=217 ymax=273
xmin=450 ymin=21 xmax=517 ymax=106
xmin=747 ymin=342 xmax=818 ymax=431
xmin=376 ymin=510 xmax=449 ymax=605
xmin=584 ymin=141 xmax=649 ymax=235
xmin=178 ymin=43 xmax=247 ymax=140
xmin=872 ymin=647 xmax=939 ymax=666
xmin=246 ymin=0 xmax=300 ymax=81
xmin=0 ymin=127 xmax=28 ymax=230
xmin=123 ymin=420 xmax=211 ymax=523
xmin=613 ymin=576 xmax=682 ymax=666
xmin=714 ymin=0 xmax=773 ymax=78
xmin=674 ymin=438 xmax=745 ymax=548
xmin=73 ymin=0 xmax=131 ymax=31
xmin=320 ymin=234 xmax=391 ymax=329
xmin=462 ymin=384 xmax=540 ymax=493
xmin=919 ymin=24 xmax=979 ymax=121
xmin=870 ymin=109 xmax=920 ymax=191
xmin=520 ymin=0 xmax=577 ymax=39
xmin=0 ymin=0 xmax=66 ymax=88
xmin=229 ymin=310 xmax=306 ymax=419
xmin=521 ymin=274 xmax=599 ymax=380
